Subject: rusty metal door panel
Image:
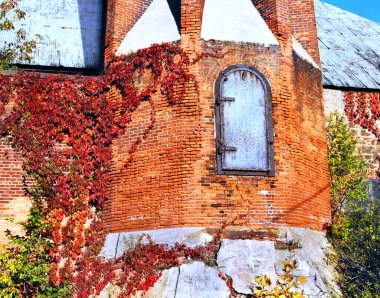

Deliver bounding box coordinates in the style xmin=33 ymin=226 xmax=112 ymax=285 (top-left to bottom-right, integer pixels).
xmin=221 ymin=70 xmax=268 ymax=171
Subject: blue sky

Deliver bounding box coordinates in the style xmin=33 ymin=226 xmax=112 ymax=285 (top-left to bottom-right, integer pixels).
xmin=321 ymin=0 xmax=380 ymax=23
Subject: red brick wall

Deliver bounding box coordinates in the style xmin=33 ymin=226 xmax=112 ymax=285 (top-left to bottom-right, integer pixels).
xmin=103 ymin=0 xmax=331 ymax=232
xmin=0 ymin=143 xmax=31 ymax=243
xmin=289 ymin=0 xmax=320 ymax=64
xmin=291 ymin=55 xmax=331 ymax=227
xmin=252 ymin=0 xmax=320 ymax=64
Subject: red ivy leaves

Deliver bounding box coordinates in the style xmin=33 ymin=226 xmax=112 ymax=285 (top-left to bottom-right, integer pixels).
xmin=344 ymin=92 xmax=380 ymax=138
xmin=0 ymin=43 xmax=197 ymax=297
xmin=109 ymin=229 xmax=225 ymax=298
xmin=71 ymin=258 xmax=115 ymax=298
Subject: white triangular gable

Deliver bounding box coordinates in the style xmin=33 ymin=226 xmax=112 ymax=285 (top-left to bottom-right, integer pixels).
xmin=201 ymin=0 xmax=279 ymax=46
xmin=117 ymin=0 xmax=180 ymax=55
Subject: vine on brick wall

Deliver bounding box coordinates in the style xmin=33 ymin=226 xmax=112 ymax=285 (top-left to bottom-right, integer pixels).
xmin=0 ymin=43 xmax=204 ymax=297
xmin=344 ymin=92 xmax=380 ymax=137
xmin=110 ymin=231 xmax=229 ymax=297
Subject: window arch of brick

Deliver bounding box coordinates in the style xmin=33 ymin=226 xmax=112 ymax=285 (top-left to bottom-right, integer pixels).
xmin=214 ymin=65 xmax=275 ymax=176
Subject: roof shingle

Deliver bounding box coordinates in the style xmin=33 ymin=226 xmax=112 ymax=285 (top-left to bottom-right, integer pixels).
xmin=315 ymin=0 xmax=380 ymax=89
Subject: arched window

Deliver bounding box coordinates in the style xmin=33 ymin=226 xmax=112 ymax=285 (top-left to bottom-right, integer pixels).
xmin=215 ymin=65 xmax=274 ymax=176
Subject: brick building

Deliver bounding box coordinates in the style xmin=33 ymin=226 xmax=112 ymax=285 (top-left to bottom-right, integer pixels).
xmin=0 ymin=0 xmax=377 ymax=295
xmin=0 ymin=0 xmax=333 ymax=236
xmin=103 ymin=0 xmax=332 ymax=234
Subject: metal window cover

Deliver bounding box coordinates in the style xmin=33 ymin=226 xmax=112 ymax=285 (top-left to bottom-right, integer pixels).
xmin=214 ymin=65 xmax=275 ymax=177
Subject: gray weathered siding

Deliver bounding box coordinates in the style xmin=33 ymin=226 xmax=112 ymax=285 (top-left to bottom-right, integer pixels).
xmin=0 ymin=0 xmax=103 ymax=69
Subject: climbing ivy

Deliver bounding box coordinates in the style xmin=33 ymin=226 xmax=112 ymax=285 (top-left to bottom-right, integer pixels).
xmin=0 ymin=43 xmax=198 ymax=297
xmin=344 ymin=92 xmax=379 ymax=138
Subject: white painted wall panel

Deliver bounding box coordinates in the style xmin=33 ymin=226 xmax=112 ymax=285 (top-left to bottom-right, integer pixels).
xmin=117 ymin=0 xmax=180 ymax=55
xmin=201 ymin=0 xmax=278 ymax=46
xmin=0 ymin=0 xmax=103 ymax=69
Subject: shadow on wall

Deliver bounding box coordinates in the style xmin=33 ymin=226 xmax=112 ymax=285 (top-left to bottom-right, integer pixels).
xmin=77 ymin=0 xmax=104 ymax=69
xmin=272 ymin=184 xmax=330 ymax=228
xmin=369 ymin=179 xmax=380 ymax=201
xmin=167 ymin=0 xmax=181 ymax=31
